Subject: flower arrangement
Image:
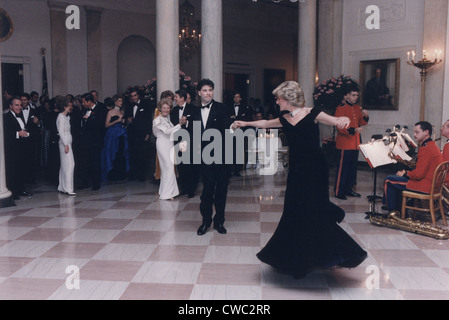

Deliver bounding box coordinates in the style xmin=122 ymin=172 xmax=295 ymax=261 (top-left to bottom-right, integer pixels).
xmin=143 ymin=70 xmax=197 ymax=103
xmin=313 ymin=74 xmax=359 ymax=114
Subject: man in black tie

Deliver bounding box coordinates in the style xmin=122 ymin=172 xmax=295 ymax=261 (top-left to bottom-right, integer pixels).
xmin=229 ymin=91 xmax=253 ymax=177
xmin=171 ymin=89 xmax=199 ymax=198
xmin=20 ymin=93 xmax=41 ymax=183
xmin=191 ymin=79 xmax=234 ymax=236
xmin=125 ymin=87 xmax=152 ymax=181
xmin=3 ymin=97 xmax=33 ymax=199
xmin=78 ymin=92 xmax=107 ymax=190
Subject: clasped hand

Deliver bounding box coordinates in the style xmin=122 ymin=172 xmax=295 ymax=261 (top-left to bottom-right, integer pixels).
xmin=336 ymin=117 xmax=350 ymax=130
xmin=179 ymin=116 xmax=187 ymax=126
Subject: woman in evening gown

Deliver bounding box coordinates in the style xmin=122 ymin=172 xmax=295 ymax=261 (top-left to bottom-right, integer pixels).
xmin=152 ymin=98 xmax=186 ymax=200
xmin=101 ymin=95 xmax=130 ymax=182
xmin=56 ymin=97 xmax=76 ymax=196
xmin=233 ymin=81 xmax=367 ymax=278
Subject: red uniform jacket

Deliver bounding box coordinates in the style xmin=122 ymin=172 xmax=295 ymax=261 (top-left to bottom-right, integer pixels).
xmin=406 ymin=139 xmax=443 ymax=193
xmin=335 ymin=102 xmax=369 ymax=150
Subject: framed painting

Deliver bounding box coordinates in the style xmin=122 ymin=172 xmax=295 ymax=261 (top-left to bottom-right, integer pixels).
xmin=360 ymin=58 xmax=400 ymax=110
xmin=0 ymin=8 xmax=13 ymax=42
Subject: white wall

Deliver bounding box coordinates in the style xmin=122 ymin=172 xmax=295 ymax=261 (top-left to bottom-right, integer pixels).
xmin=342 ymin=0 xmax=425 ymax=142
xmin=1 ymin=1 xmax=52 ymax=96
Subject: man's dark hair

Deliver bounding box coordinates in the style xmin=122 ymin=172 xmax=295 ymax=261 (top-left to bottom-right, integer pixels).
xmin=197 ymin=79 xmax=215 ymax=91
xmin=81 ymin=92 xmax=95 ymax=103
xmin=415 ymin=121 xmax=433 ymax=137
xmin=175 ymin=89 xmax=187 ymax=101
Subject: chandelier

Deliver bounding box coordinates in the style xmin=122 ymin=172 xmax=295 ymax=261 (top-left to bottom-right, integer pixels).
xmin=179 ymin=0 xmax=201 ymax=62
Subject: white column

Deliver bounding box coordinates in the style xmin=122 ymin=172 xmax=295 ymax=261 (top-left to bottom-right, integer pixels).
xmin=201 ymin=0 xmax=223 ymax=101
xmin=298 ymin=0 xmax=317 ymax=106
xmin=0 ymin=46 xmax=14 ymax=208
xmin=156 ymin=0 xmax=180 ymax=99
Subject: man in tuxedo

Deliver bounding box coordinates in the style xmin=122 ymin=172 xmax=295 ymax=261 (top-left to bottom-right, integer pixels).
xmin=171 ymin=89 xmax=199 ymax=198
xmin=20 ymin=93 xmax=41 ymax=183
xmin=229 ymin=91 xmax=253 ymax=177
xmin=78 ymin=92 xmax=107 ymax=190
xmin=192 ymin=79 xmax=234 ymax=236
xmin=3 ymin=97 xmax=33 ymax=200
xmin=125 ymin=87 xmax=152 ymax=181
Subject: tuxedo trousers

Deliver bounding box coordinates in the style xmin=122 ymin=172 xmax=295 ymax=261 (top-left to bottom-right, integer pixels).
xmin=200 ymin=164 xmax=231 ymax=226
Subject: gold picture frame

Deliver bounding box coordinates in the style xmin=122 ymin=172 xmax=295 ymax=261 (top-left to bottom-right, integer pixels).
xmin=360 ymin=58 xmax=400 ymax=111
xmin=0 ymin=8 xmax=14 ymax=42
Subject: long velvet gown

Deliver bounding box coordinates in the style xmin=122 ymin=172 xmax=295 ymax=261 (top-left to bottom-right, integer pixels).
xmin=257 ymin=107 xmax=367 ymax=278
xmin=101 ymin=116 xmax=130 ymax=182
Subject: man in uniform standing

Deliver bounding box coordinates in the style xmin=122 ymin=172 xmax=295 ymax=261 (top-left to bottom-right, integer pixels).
xmin=334 ymin=86 xmax=369 ymax=200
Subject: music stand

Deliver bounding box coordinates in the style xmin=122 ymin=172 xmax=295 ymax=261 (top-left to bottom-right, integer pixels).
xmin=360 ymin=134 xmax=390 ymax=216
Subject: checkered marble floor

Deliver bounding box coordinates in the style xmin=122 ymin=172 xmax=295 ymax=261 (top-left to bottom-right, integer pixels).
xmin=1 ymin=166 xmax=449 ymax=301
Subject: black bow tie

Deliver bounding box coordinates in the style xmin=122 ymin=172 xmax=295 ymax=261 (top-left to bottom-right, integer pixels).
xmin=179 ymin=106 xmax=184 ymax=111
xmin=202 ymin=102 xmax=212 ymax=109
xmin=23 ymin=107 xmax=28 ymax=111
xmin=15 ymin=113 xmax=23 ymax=118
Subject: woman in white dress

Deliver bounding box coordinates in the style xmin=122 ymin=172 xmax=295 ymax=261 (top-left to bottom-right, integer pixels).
xmin=56 ymin=96 xmax=76 ymax=196
xmin=152 ymin=98 xmax=186 ymax=200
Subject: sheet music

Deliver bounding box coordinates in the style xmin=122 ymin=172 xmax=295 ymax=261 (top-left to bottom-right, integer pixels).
xmin=401 ymin=133 xmax=417 ymax=148
xmin=390 ymin=142 xmax=413 ymax=161
xmin=359 ymin=140 xmax=397 ymax=168
xmin=396 ymin=134 xmax=409 ymax=152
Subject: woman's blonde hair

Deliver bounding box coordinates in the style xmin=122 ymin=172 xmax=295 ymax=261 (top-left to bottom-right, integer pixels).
xmin=272 ymin=81 xmax=305 ymax=108
xmin=157 ymin=98 xmax=173 ymax=111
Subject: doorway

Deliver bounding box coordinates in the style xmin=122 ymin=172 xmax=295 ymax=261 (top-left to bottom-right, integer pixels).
xmin=224 ymin=73 xmax=250 ymax=106
xmin=2 ymin=62 xmax=24 ymax=96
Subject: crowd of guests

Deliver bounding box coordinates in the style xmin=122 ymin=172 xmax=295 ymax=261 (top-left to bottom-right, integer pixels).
xmin=2 ymin=86 xmax=272 ymax=201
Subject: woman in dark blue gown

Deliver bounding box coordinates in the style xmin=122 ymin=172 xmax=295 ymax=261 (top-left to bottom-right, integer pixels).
xmin=233 ymin=81 xmax=367 ymax=278
xmin=101 ymin=95 xmax=130 ymax=182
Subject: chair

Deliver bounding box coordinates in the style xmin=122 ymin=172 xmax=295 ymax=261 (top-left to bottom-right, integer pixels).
xmin=443 ymin=184 xmax=449 ymax=216
xmin=401 ymin=161 xmax=449 ymax=226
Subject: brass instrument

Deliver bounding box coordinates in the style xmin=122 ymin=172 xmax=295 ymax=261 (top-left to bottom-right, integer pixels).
xmin=388 ymin=149 xmax=417 ymax=169
xmin=369 ymin=211 xmax=449 ymax=240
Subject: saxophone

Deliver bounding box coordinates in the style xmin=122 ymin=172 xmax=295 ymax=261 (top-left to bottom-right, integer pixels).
xmin=368 ymin=211 xmax=449 ymax=240
xmin=388 ymin=149 xmax=417 ymax=169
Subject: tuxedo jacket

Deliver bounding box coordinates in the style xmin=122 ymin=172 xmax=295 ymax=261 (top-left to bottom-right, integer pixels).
xmin=170 ymin=103 xmax=196 ymax=127
xmin=22 ymin=106 xmax=41 ymax=136
xmin=189 ymin=100 xmax=234 ymax=165
xmin=406 ymin=139 xmax=443 ymax=194
xmin=125 ymin=100 xmax=152 ymax=142
xmin=80 ymin=104 xmax=107 ymax=148
xmin=3 ymin=111 xmax=28 ymax=160
xmin=229 ymin=103 xmax=253 ymax=122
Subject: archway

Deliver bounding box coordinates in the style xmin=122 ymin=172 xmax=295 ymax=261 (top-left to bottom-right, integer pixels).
xmin=117 ymin=35 xmax=156 ymax=94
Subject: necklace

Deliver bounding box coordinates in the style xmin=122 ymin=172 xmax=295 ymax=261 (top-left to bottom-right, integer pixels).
xmin=290 ymin=108 xmax=301 ymax=118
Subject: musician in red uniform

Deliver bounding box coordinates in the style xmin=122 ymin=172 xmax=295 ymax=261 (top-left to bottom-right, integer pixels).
xmin=382 ymin=121 xmax=443 ymax=211
xmin=334 ymin=86 xmax=369 ymax=200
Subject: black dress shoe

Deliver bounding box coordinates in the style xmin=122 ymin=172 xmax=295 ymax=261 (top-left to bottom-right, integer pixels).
xmin=214 ymin=224 xmax=227 ymax=234
xmin=335 ymin=194 xmax=347 ymax=200
xmin=346 ymin=191 xmax=361 ymax=197
xmin=197 ymin=224 xmax=210 ymax=236
xmin=21 ymin=191 xmax=33 ymax=197
xmin=13 ymin=195 xmax=20 ymax=200
xmin=188 ymin=193 xmax=195 ymax=198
